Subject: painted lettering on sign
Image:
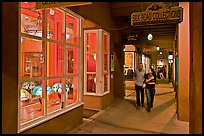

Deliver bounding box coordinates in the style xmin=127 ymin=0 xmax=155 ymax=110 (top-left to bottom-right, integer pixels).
xmin=131 ymin=3 xmax=183 ymax=26
xmin=36 ymin=2 xmax=92 ymax=9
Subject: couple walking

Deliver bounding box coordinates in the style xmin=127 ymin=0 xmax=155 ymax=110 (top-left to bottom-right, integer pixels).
xmin=133 ymin=63 xmax=156 ymax=112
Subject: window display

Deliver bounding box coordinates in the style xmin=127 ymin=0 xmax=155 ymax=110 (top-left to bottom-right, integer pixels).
xmin=84 ymin=29 xmax=110 ymax=95
xmin=19 ymin=2 xmax=83 ymax=132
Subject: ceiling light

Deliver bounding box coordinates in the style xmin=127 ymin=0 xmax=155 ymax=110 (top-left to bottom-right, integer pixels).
xmin=156 ymin=46 xmax=160 ymax=51
xmin=147 ymin=33 xmax=153 ymax=41
xmin=50 ymin=9 xmax=55 ymax=16
xmin=160 ymin=52 xmax=162 ymax=55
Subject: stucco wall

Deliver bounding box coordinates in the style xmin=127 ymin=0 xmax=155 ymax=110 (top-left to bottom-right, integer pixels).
xmin=178 ymin=2 xmax=190 ymax=121
xmin=71 ymin=2 xmax=123 ymax=98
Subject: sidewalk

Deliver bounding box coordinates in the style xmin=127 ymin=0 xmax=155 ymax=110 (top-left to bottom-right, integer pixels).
xmin=67 ymin=84 xmax=189 ymax=134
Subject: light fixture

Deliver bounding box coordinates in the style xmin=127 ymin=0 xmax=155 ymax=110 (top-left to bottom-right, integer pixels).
xmin=147 ymin=33 xmax=153 ymax=41
xmin=50 ymin=9 xmax=55 ymax=16
xmin=160 ymin=52 xmax=162 ymax=55
xmin=156 ymin=46 xmax=160 ymax=51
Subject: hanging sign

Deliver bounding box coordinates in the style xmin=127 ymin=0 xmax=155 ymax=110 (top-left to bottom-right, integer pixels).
xmin=131 ymin=2 xmax=183 ymax=26
xmin=35 ymin=2 xmax=92 ymax=10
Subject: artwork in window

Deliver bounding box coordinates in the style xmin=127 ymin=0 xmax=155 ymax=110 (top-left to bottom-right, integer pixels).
xmin=20 ymin=80 xmax=44 ymax=125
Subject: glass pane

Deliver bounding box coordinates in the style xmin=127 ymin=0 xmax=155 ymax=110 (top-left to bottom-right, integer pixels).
xmin=47 ymin=42 xmax=64 ymax=77
xmin=66 ymin=13 xmax=79 ymax=45
xmin=21 ymin=2 xmax=43 ymax=37
xmin=20 ymin=37 xmax=45 ymax=78
xmin=47 ymin=78 xmax=64 ymax=114
xmin=65 ymin=76 xmax=78 ymax=106
xmin=20 ymin=80 xmax=44 ymax=125
xmin=104 ymin=74 xmax=108 ymax=92
xmin=87 ymin=74 xmax=96 ymax=93
xmin=104 ymin=54 xmax=108 ymax=73
xmin=65 ymin=46 xmax=78 ymax=74
xmin=47 ymin=9 xmax=64 ymax=41
xmin=104 ymin=33 xmax=109 ymax=53
xmin=125 ymin=52 xmax=134 ymax=68
xmin=86 ymin=33 xmax=97 ymax=53
xmin=87 ymin=53 xmax=96 ymax=72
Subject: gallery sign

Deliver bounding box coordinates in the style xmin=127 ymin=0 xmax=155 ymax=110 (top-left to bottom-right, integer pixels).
xmin=131 ymin=3 xmax=183 ymax=26
xmin=36 ymin=2 xmax=92 ymax=10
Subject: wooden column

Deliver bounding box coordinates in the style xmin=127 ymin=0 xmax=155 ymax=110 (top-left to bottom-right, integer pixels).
xmin=2 ymin=2 xmax=19 ymax=134
xmin=189 ymin=2 xmax=202 ymax=134
xmin=177 ymin=2 xmax=190 ymax=121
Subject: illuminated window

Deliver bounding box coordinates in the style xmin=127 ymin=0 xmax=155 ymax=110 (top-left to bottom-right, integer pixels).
xmin=19 ymin=2 xmax=83 ymax=132
xmin=84 ymin=29 xmax=110 ymax=95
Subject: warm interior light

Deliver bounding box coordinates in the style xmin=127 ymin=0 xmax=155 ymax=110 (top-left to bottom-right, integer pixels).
xmin=160 ymin=52 xmax=162 ymax=54
xmin=94 ymin=54 xmax=96 ymax=60
xmin=147 ymin=34 xmax=153 ymax=41
xmin=156 ymin=46 xmax=160 ymax=51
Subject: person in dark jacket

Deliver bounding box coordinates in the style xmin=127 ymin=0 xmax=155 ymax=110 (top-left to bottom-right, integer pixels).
xmin=144 ymin=68 xmax=156 ymax=112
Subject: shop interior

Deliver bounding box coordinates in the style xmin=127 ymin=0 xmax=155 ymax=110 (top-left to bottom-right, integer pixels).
xmin=20 ymin=2 xmax=79 ymax=125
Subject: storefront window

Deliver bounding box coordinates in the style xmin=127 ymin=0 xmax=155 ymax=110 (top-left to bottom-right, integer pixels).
xmin=19 ymin=2 xmax=83 ymax=132
xmin=21 ymin=2 xmax=43 ymax=37
xmin=66 ymin=13 xmax=79 ymax=45
xmin=46 ymin=78 xmax=64 ymax=114
xmin=20 ymin=37 xmax=45 ymax=78
xmin=47 ymin=42 xmax=64 ymax=77
xmin=84 ymin=29 xmax=110 ymax=95
xmin=103 ymin=33 xmax=109 ymax=93
xmin=20 ymin=80 xmax=45 ymax=124
xmin=47 ymin=9 xmax=64 ymax=41
xmin=65 ymin=46 xmax=78 ymax=74
xmin=65 ymin=76 xmax=78 ymax=105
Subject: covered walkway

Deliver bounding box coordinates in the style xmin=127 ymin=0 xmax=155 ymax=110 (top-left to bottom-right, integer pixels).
xmin=67 ymin=83 xmax=189 ymax=134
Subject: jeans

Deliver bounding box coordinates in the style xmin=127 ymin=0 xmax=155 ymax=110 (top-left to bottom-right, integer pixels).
xmin=145 ymin=88 xmax=156 ymax=111
xmin=135 ymin=85 xmax=144 ymax=106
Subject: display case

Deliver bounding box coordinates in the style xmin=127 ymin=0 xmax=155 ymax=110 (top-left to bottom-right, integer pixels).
xmin=84 ymin=29 xmax=110 ymax=95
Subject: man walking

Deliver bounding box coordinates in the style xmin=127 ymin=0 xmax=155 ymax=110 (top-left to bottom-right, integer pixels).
xmin=133 ymin=63 xmax=145 ymax=109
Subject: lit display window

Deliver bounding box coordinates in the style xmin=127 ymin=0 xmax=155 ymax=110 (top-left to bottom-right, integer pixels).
xmin=47 ymin=9 xmax=64 ymax=41
xmin=84 ymin=29 xmax=110 ymax=95
xmin=47 ymin=42 xmax=64 ymax=77
xmin=66 ymin=46 xmax=78 ymax=74
xmin=66 ymin=13 xmax=79 ymax=45
xmin=21 ymin=2 xmax=43 ymax=37
xmin=19 ymin=2 xmax=83 ymax=132
xmin=20 ymin=80 xmax=45 ymax=124
xmin=20 ymin=37 xmax=45 ymax=78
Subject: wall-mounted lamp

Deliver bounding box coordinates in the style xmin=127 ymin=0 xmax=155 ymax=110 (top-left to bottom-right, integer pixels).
xmin=159 ymin=51 xmax=162 ymax=55
xmin=147 ymin=33 xmax=153 ymax=41
xmin=156 ymin=46 xmax=160 ymax=51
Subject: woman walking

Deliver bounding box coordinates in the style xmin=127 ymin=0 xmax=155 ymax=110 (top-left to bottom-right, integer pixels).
xmin=144 ymin=68 xmax=156 ymax=112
